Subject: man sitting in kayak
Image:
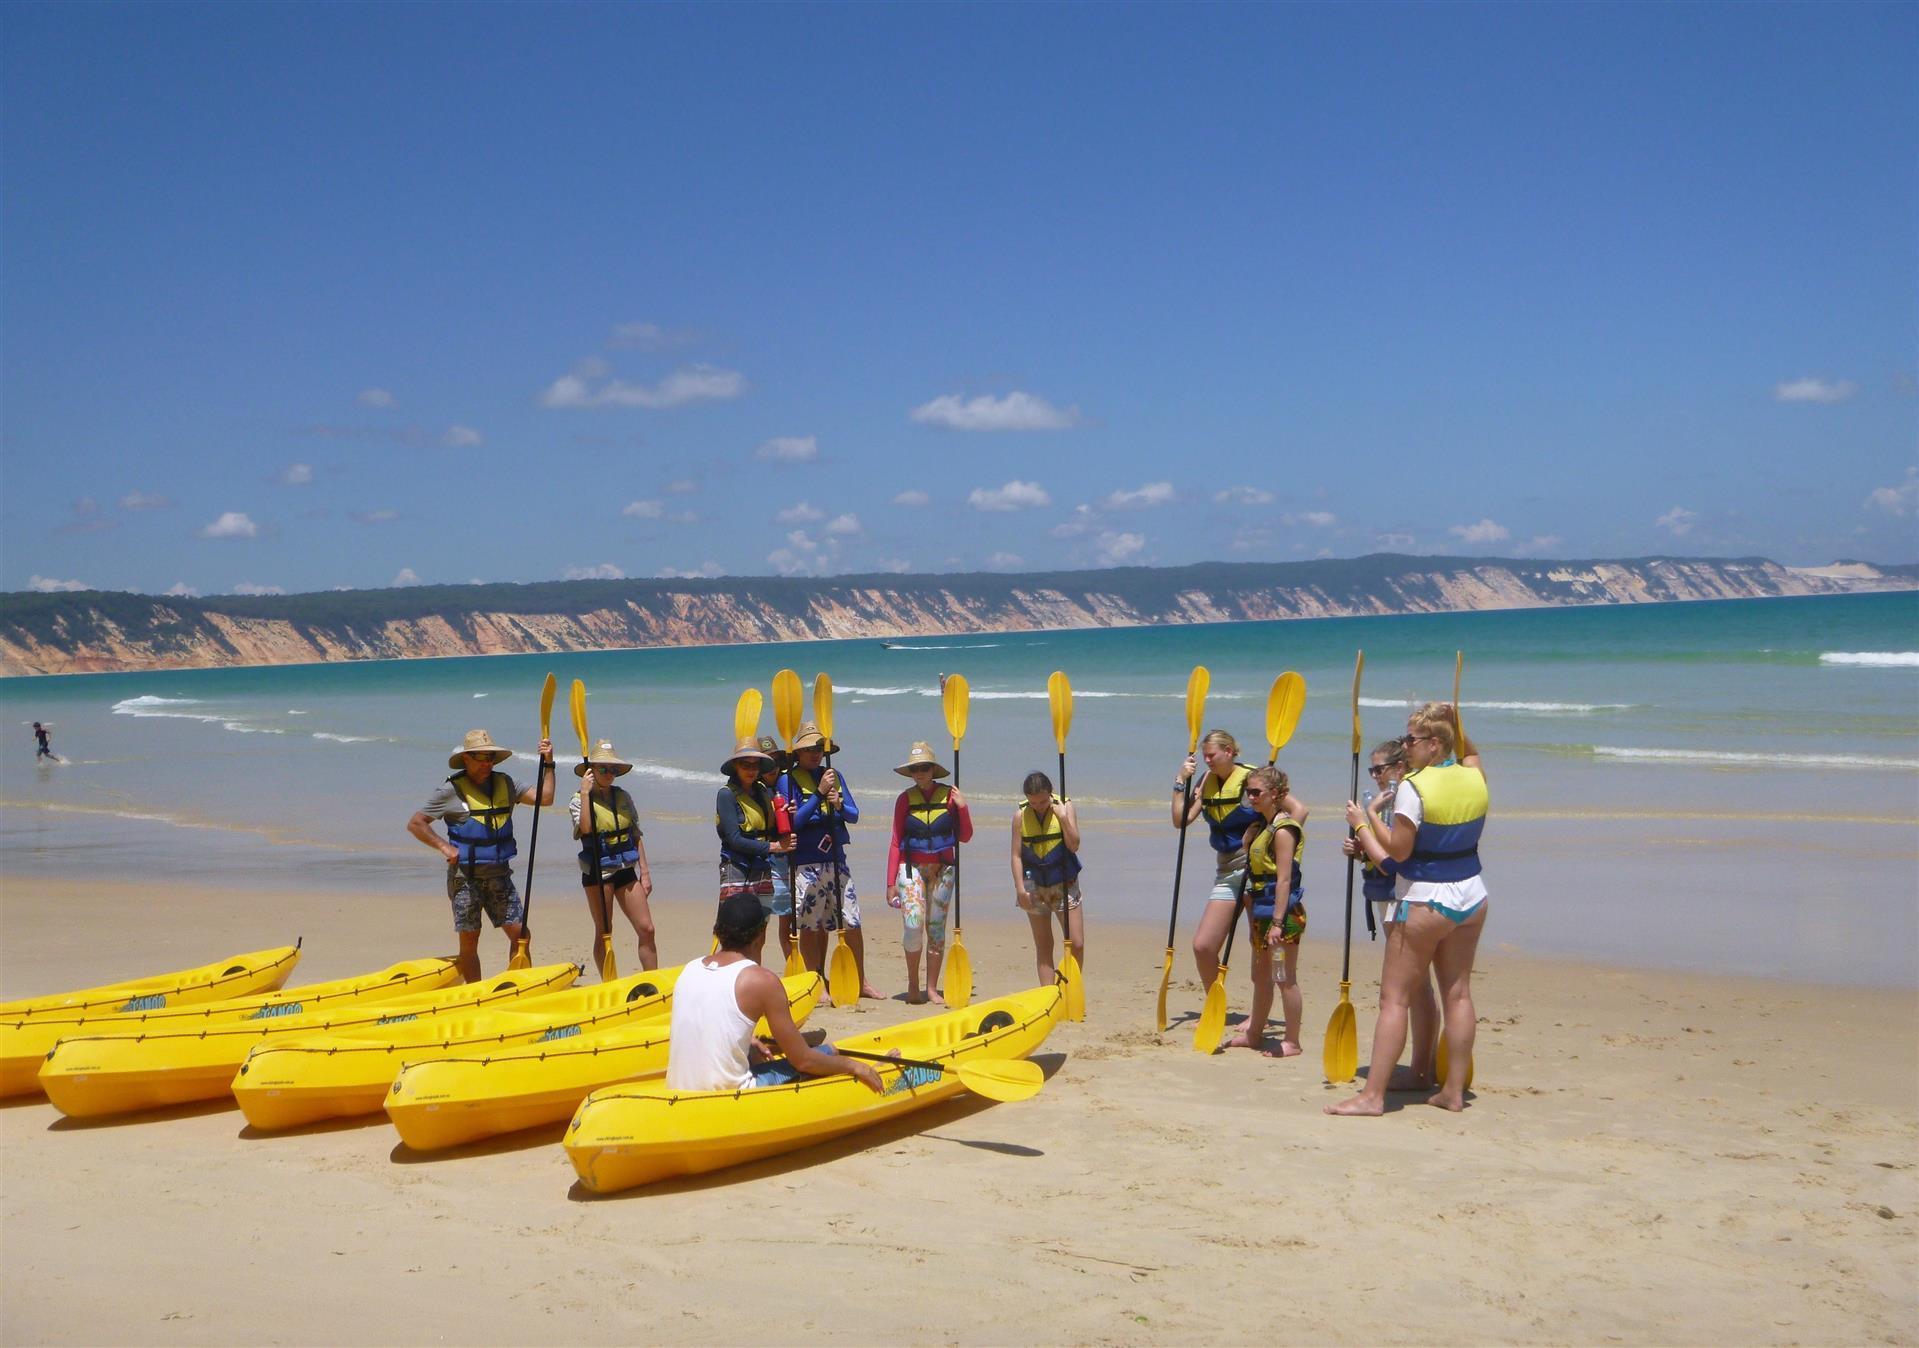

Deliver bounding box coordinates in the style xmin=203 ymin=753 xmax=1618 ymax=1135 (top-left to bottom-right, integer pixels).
xmin=666 ymin=894 xmax=884 ymax=1093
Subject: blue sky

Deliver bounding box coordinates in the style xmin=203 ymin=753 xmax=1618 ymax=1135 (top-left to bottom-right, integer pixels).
xmin=3 ymin=2 xmax=1913 ymax=597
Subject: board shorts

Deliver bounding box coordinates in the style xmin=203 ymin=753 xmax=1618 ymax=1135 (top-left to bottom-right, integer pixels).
xmin=1020 ymin=878 xmax=1081 ymax=916
xmin=581 ymin=866 xmax=638 ymax=891
xmin=898 ymin=861 xmax=953 ymax=954
xmin=749 ymin=1043 xmax=839 ymax=1088
xmin=447 ymin=865 xmax=524 ymax=933
xmin=718 ymin=861 xmax=774 ymax=908
xmin=794 ymin=861 xmax=860 ymax=933
xmin=1208 ymin=850 xmax=1248 ymax=906
xmin=767 ymin=863 xmax=795 ymax=919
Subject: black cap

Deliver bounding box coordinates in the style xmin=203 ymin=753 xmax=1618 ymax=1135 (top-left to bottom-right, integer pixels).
xmin=714 ymin=893 xmax=770 ymax=949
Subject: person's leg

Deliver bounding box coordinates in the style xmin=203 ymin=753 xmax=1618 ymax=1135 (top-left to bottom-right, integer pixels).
xmin=922 ymin=865 xmax=951 ymax=1004
xmin=837 ymin=867 xmax=882 ymax=998
xmin=1227 ymin=941 xmax=1276 ymax=1049
xmin=1064 ymin=888 xmax=1085 ymax=970
xmin=1428 ymin=906 xmax=1488 ymax=1112
xmin=614 ymin=882 xmax=657 ymax=971
xmin=1190 ymin=897 xmax=1237 ymax=988
xmin=1024 ymin=902 xmax=1056 ymax=986
xmin=454 ymin=929 xmax=482 ymax=984
xmin=1272 ymin=943 xmax=1303 ymax=1057
xmin=1406 ymin=964 xmax=1440 ymax=1089
xmin=901 ymin=878 xmax=926 ymax=1003
xmin=1326 ymin=916 xmax=1443 ymax=1116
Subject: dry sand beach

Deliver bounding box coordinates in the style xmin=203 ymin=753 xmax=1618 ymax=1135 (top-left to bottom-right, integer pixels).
xmin=2 ymin=876 xmax=1914 ymax=1347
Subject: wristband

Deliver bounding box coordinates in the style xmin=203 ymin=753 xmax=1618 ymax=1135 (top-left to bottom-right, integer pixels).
xmin=1173 ymin=780 xmax=1188 ymax=792
xmin=1357 ymin=821 xmax=1373 ymax=832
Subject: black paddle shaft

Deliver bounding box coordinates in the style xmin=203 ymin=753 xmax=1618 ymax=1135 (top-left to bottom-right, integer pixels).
xmin=1165 ymin=776 xmax=1196 ymax=947
xmin=1056 ymin=750 xmax=1072 ymax=949
xmin=523 ymin=754 xmax=551 ymax=934
xmin=950 ymin=747 xmax=961 ymax=932
xmin=1217 ymin=869 xmax=1250 ymax=970
xmin=1341 ymin=749 xmax=1359 ymax=979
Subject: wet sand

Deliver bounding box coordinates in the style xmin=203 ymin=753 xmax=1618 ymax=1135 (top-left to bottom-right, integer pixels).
xmin=1 ymin=876 xmax=1915 ymax=1346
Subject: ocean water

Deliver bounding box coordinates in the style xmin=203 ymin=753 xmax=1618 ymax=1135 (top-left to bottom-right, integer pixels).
xmin=3 ymin=591 xmax=1915 ymax=984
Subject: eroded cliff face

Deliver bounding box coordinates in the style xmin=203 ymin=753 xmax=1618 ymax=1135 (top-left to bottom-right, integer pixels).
xmin=1 ymin=557 xmax=1908 ymax=676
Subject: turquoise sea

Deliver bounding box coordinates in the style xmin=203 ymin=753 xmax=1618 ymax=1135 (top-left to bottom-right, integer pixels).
xmin=3 ymin=592 xmax=1915 ymax=985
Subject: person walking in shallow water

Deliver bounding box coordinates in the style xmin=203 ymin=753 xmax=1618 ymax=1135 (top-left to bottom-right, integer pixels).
xmin=409 ymin=728 xmax=555 ymax=983
xmin=32 ymin=722 xmax=56 ymax=762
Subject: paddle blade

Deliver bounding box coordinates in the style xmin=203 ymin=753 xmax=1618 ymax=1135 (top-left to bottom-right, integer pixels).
xmin=945 ymin=932 xmax=973 ymax=1009
xmin=1047 ymin=670 xmax=1073 ymax=753
xmin=828 ymin=937 xmax=859 ymax=1008
xmin=782 ymin=939 xmax=805 ymax=979
xmin=943 ymin=674 xmax=970 ymax=747
xmin=708 ymin=934 xmax=720 ymax=956
xmin=1453 ymin=651 xmax=1465 ymax=746
xmin=773 ymin=669 xmax=802 ymax=747
xmin=812 ymin=673 xmax=834 ymax=743
xmin=1349 ymin=651 xmax=1365 ymax=755
xmin=1155 ymin=948 xmax=1174 ymax=1034
xmin=598 ymin=934 xmax=619 ymax=984
xmin=1184 ymin=666 xmax=1210 ymax=751
xmin=734 ymin=689 xmax=763 ymax=743
xmin=1060 ymin=948 xmax=1085 ymax=1022
xmin=507 ymin=935 xmax=532 ymax=972
xmin=953 ymin=1058 xmax=1044 ymax=1103
xmin=538 ymin=673 xmax=557 ymax=741
xmin=1265 ymin=671 xmax=1307 ymax=760
xmin=1323 ymin=982 xmax=1358 ymax=1082
xmin=1192 ymin=970 xmax=1227 ymax=1052
xmin=569 ymin=680 xmax=591 ymax=757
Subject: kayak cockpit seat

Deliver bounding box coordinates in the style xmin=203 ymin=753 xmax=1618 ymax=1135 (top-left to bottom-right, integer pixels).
xmin=971 ymin=1010 xmax=1016 ymax=1037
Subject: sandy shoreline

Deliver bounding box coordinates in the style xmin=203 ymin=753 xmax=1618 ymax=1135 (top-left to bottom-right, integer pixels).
xmin=2 ymin=877 xmax=1915 ymax=1346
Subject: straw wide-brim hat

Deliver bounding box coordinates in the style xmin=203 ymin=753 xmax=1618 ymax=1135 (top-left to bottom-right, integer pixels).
xmin=756 ymin=735 xmax=792 ymax=770
xmin=573 ymin=739 xmax=634 ymax=777
xmin=894 ymin=741 xmax=949 ymax=778
xmin=722 ymin=737 xmax=776 ymax=776
xmin=792 ymin=720 xmax=840 ymax=755
xmin=448 ymin=728 xmax=514 ymax=769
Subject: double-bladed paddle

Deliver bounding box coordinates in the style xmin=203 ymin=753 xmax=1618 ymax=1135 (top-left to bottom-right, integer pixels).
xmin=772 ymin=670 xmax=805 ymax=978
xmin=814 ymin=673 xmax=860 ymax=1007
xmin=1046 ymin=670 xmax=1085 ymax=1022
xmin=1156 ymin=665 xmax=1209 ymax=1034
xmin=1193 ymin=671 xmax=1306 ymax=1053
xmin=570 ymin=679 xmax=617 ymax=983
xmin=508 ymin=673 xmax=557 ymax=971
xmin=830 ymin=1048 xmax=1042 ymax=1103
xmin=1323 ymin=652 xmax=1363 ymax=1081
xmin=942 ymin=673 xmax=973 ymax=1009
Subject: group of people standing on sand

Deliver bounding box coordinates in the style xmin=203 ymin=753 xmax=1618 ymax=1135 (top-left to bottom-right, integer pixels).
xmin=406 ymin=718 xmax=1087 ymax=1006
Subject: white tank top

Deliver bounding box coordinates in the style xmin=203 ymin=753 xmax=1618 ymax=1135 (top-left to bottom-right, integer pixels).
xmin=666 ymin=956 xmax=758 ymax=1091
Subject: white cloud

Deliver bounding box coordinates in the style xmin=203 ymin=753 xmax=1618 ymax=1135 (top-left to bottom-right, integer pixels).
xmin=277 ymin=463 xmax=313 ymax=486
xmin=1100 ymin=482 xmax=1175 ymax=510
xmin=622 ymin=500 xmax=665 ymax=519
xmin=391 ymin=567 xmax=423 ymax=587
xmin=352 ymin=509 xmax=399 ymax=524
xmin=910 ymin=391 xmax=1080 ymax=432
xmin=967 ymin=480 xmax=1052 ymax=512
xmin=776 ymin=502 xmax=825 ymax=524
xmin=1655 ymin=506 xmax=1698 ymax=537
xmin=540 ymin=363 xmax=746 ymax=410
xmin=756 ymin=436 xmax=819 ymax=463
xmin=609 ymin=321 xmax=695 ymax=351
xmin=1285 ymin=510 xmax=1337 ymax=528
xmin=1093 ymin=531 xmax=1146 ymax=566
xmin=766 ymin=548 xmax=811 ymax=576
xmin=163 ymin=581 xmax=200 ymax=597
xmin=198 ymin=511 xmax=258 ymax=539
xmin=442 ymin=425 xmax=483 ymax=448
xmin=987 ymin=551 xmax=1025 ymax=569
xmin=1865 ymin=467 xmax=1918 ymax=516
xmin=28 ymin=575 xmax=90 ymax=592
xmin=1214 ymin=485 xmax=1274 ymax=506
xmin=825 ymin=513 xmax=862 ymax=537
xmin=1448 ymin=518 xmax=1510 ymax=545
xmin=563 ymin=563 xmax=626 ymax=580
xmin=891 ymin=489 xmax=931 ymax=507
xmin=119 ymin=492 xmax=173 ymax=511
xmin=231 ymin=581 xmax=284 ymax=596
xmin=357 ymin=388 xmax=396 ymax=408
xmin=1774 ymin=377 xmax=1858 ymax=404
xmin=1050 ymin=504 xmax=1098 ymax=539
xmin=656 ymin=562 xmax=723 ymax=579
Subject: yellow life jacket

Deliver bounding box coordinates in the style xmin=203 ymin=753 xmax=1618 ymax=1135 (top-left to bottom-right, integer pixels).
xmin=1018 ymin=802 xmax=1082 ymax=887
xmin=1200 ymin=763 xmax=1258 ymax=853
xmin=447 ymin=771 xmax=516 ymax=866
xmin=902 ymin=785 xmax=957 ymax=858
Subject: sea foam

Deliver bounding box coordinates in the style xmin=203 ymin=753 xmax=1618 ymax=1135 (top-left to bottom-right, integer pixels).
xmin=1593 ymin=745 xmax=1918 ymax=771
xmin=1820 ymin=651 xmax=1919 ymax=668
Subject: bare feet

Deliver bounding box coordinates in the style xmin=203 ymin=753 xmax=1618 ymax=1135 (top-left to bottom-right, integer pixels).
xmin=1388 ymin=1065 xmax=1436 ymax=1091
xmin=1426 ymin=1089 xmax=1465 ymax=1112
xmin=905 ymin=989 xmax=928 ymax=1005
xmin=860 ymin=983 xmax=884 ymax=1000
xmin=927 ymin=988 xmax=946 ymax=1006
xmin=1261 ymin=1041 xmax=1303 ymax=1059
xmin=1223 ymin=1027 xmax=1265 ymax=1051
xmin=1324 ymin=1094 xmax=1385 ymax=1116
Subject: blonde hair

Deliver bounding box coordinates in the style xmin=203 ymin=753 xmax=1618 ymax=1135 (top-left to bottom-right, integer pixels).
xmin=1246 ymin=765 xmax=1288 ymax=800
xmin=1200 ymin=729 xmax=1239 ymax=756
xmin=1408 ymin=709 xmax=1456 ymax=757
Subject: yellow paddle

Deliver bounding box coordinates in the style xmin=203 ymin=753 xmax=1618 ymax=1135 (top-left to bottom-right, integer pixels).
xmin=942 ymin=672 xmax=973 ymax=1009
xmin=1323 ymin=652 xmax=1363 ymax=1081
xmin=813 ymin=673 xmax=860 ymax=1007
xmin=770 ymin=670 xmax=805 ymax=978
xmin=1193 ymin=671 xmax=1306 ymax=1052
xmin=1157 ymin=665 xmax=1209 ymax=1034
xmin=569 ymin=680 xmax=617 ymax=983
xmin=832 ymin=1049 xmax=1042 ymax=1103
xmin=1045 ymin=670 xmax=1085 ymax=1021
xmin=1434 ymin=651 xmax=1477 ymax=1091
xmin=734 ymin=688 xmax=762 ymax=743
xmin=508 ymin=673 xmax=557 ymax=971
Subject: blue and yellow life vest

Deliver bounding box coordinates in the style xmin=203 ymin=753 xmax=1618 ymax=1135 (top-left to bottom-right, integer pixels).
xmin=716 ymin=785 xmax=772 ymax=871
xmin=1018 ymin=802 xmax=1082 ymax=888
xmin=578 ymin=788 xmax=640 ymax=870
xmin=1248 ymin=815 xmax=1303 ymax=918
xmin=901 ymin=785 xmax=957 ymax=860
xmin=447 ymin=771 xmax=516 ymax=867
xmin=1200 ymin=764 xmax=1259 ymax=854
xmin=1399 ymin=763 xmax=1488 ymax=884
xmin=1361 ymin=789 xmax=1398 ymax=902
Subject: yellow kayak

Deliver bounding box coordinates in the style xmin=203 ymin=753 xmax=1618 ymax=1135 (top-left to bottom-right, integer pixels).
xmin=0 ymin=945 xmax=300 ymax=1020
xmin=39 ymin=963 xmax=579 ymax=1118
xmin=566 ymin=981 xmax=1063 ymax=1194
xmin=0 ymin=958 xmax=458 ymax=1099
xmin=386 ymin=971 xmax=825 ymax=1151
xmin=231 ymin=965 xmax=688 ymax=1130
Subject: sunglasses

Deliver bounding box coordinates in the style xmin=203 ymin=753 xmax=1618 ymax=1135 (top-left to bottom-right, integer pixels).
xmin=1368 ymin=764 xmax=1398 ymax=776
